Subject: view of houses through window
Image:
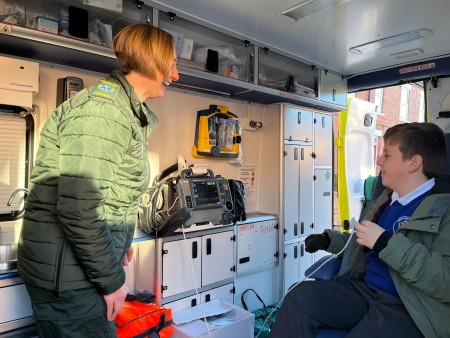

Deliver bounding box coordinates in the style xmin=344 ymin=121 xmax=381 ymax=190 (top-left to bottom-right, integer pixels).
xmin=333 ymin=82 xmax=425 ymax=223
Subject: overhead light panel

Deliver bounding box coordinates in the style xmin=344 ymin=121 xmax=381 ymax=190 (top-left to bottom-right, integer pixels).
xmin=349 ymin=29 xmax=433 ymax=55
xmin=391 ymin=48 xmax=424 ymax=59
xmin=280 ymin=0 xmax=350 ymax=21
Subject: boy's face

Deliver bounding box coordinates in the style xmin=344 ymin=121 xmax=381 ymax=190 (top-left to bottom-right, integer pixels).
xmin=377 ymin=141 xmax=411 ymax=192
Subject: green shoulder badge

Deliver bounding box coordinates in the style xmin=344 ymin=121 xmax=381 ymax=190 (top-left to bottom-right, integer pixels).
xmin=89 ymin=80 xmax=120 ymax=101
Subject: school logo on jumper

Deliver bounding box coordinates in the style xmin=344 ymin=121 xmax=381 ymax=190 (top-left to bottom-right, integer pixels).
xmin=393 ymin=216 xmax=410 ymax=232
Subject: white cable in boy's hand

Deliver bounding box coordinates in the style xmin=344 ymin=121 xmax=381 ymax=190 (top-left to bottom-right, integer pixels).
xmin=355 ymin=220 xmax=385 ymax=249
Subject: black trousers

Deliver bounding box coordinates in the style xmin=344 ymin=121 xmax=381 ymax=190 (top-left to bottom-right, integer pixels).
xmin=269 ymin=278 xmax=423 ymax=338
xmin=25 ymin=284 xmax=117 ymax=338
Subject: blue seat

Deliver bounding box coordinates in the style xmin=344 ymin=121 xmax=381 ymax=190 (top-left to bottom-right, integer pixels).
xmin=316 ymin=328 xmax=348 ymax=338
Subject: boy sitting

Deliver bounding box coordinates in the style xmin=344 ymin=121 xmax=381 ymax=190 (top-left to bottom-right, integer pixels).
xmin=269 ymin=122 xmax=449 ymax=338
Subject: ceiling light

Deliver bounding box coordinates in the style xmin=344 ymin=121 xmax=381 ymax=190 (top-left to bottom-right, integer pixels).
xmin=391 ymin=48 xmax=424 ymax=59
xmin=349 ymin=29 xmax=433 ymax=55
xmin=280 ymin=0 xmax=350 ymax=21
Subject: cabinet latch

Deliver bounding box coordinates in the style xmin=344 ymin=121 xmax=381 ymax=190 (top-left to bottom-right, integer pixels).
xmin=161 ymin=285 xmax=167 ymax=293
xmin=167 ymin=12 xmax=177 ymax=21
xmin=230 ymin=235 xmax=236 ymax=241
xmin=162 ymin=249 xmax=168 ymax=255
xmin=230 ymin=265 xmax=236 ymax=272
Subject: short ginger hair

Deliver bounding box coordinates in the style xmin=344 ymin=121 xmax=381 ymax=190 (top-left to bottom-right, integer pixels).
xmin=113 ymin=24 xmax=174 ymax=80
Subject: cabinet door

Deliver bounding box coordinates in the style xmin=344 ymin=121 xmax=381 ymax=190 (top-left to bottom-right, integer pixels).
xmin=314 ymin=113 xmax=333 ymax=167
xmin=314 ymin=169 xmax=333 ymax=262
xmin=201 ymin=283 xmax=234 ymax=304
xmin=284 ymin=145 xmax=300 ymax=241
xmin=299 ymin=146 xmax=314 ymax=238
xmin=283 ymin=243 xmax=300 ymax=294
xmin=299 ymin=240 xmax=314 ymax=280
xmin=236 ymin=219 xmax=278 ymax=274
xmin=202 ymin=231 xmax=234 ymax=286
xmin=0 ymin=284 xmax=32 ymax=324
xmin=284 ymin=107 xmax=313 ymax=142
xmin=162 ymin=238 xmax=201 ymax=298
xmin=164 ymin=295 xmax=200 ymax=313
xmin=319 ymin=70 xmax=347 ymax=107
xmin=314 ymin=169 xmax=333 ymax=235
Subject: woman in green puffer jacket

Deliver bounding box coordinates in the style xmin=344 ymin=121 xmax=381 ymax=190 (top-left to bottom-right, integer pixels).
xmin=18 ymin=23 xmax=179 ymax=337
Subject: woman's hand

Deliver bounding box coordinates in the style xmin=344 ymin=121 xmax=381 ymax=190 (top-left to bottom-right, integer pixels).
xmin=122 ymin=246 xmax=134 ymax=266
xmin=103 ymin=283 xmax=129 ymax=321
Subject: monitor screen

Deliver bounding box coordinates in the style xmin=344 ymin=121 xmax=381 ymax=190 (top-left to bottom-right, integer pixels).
xmin=191 ymin=180 xmax=221 ymax=207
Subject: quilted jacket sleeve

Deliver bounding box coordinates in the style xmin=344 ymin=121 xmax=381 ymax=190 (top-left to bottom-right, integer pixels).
xmin=380 ymin=205 xmax=450 ymax=302
xmin=56 ymin=97 xmax=132 ymax=295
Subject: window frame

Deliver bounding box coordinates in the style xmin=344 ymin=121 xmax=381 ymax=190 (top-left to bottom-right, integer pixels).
xmin=0 ymin=107 xmax=35 ymax=221
xmin=399 ymin=84 xmax=411 ymax=121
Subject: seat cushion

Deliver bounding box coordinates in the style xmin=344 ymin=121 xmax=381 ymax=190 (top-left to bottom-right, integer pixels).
xmin=316 ymin=328 xmax=349 ymax=338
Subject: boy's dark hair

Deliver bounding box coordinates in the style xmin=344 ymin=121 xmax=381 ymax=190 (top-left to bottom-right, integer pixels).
xmin=384 ymin=122 xmax=447 ymax=178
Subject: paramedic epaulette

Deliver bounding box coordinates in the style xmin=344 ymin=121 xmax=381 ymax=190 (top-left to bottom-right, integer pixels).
xmin=89 ymin=80 xmax=120 ymax=101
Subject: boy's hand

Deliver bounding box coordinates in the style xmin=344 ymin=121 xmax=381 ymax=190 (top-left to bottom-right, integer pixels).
xmin=305 ymin=232 xmax=330 ymax=253
xmin=355 ymin=220 xmax=385 ymax=249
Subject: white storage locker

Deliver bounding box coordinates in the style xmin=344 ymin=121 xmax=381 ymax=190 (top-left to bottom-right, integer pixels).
xmin=314 ymin=169 xmax=333 ymax=235
xmin=284 ymin=107 xmax=313 ymax=142
xmin=163 ymin=295 xmax=200 ymax=313
xmin=161 ymin=231 xmax=234 ymax=299
xmin=284 ymin=144 xmax=314 ymax=240
xmin=284 ymin=145 xmax=301 ymax=241
xmin=236 ymin=219 xmax=278 ymax=274
xmin=165 ymin=283 xmax=234 ymax=313
xmin=299 ymin=240 xmax=314 ymax=281
xmin=162 ymin=237 xmax=201 ymax=298
xmin=200 ymin=283 xmax=234 ymax=304
xmin=283 ymin=240 xmax=313 ymax=294
xmin=202 ymin=231 xmax=234 ymax=285
xmin=283 ymin=242 xmax=300 ymax=293
xmin=314 ymin=113 xmax=333 ymax=167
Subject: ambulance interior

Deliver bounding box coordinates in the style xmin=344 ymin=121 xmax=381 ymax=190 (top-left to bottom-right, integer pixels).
xmin=1 ymin=0 xmax=450 ymax=336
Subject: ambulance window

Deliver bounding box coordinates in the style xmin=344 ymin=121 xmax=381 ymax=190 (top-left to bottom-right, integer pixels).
xmin=399 ymin=84 xmax=411 ymax=121
xmin=374 ymin=88 xmax=383 ymax=113
xmin=0 ymin=111 xmax=34 ymax=220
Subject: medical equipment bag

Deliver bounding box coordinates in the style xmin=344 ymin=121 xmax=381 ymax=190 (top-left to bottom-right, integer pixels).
xmin=115 ymin=300 xmax=173 ymax=338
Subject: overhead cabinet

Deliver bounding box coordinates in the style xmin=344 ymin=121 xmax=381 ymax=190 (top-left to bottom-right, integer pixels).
xmin=159 ymin=11 xmax=254 ymax=83
xmin=259 ymin=47 xmax=317 ymax=99
xmin=0 ymin=0 xmax=347 ymax=110
xmin=318 ymin=70 xmax=348 ymax=107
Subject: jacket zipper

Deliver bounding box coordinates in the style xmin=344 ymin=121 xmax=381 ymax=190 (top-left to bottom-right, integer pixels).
xmin=54 ymin=239 xmax=66 ymax=293
xmin=143 ymin=126 xmax=150 ymax=190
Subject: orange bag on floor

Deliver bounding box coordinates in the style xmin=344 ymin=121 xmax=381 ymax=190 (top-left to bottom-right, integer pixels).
xmin=115 ymin=301 xmax=173 ymax=338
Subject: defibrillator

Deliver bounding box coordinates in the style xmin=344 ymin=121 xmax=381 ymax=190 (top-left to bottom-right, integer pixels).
xmin=192 ymin=105 xmax=241 ymax=158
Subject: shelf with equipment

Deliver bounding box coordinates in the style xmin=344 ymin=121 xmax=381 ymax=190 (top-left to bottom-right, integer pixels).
xmin=258 ymin=47 xmax=318 ymax=100
xmin=0 ymin=1 xmax=346 ymax=111
xmin=158 ymin=10 xmax=254 ymax=84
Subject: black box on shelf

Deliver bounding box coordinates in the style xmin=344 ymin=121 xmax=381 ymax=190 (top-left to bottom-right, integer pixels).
xmin=68 ymin=6 xmax=88 ymax=39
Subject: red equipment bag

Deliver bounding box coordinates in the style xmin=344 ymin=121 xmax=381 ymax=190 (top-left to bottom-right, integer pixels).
xmin=115 ymin=301 xmax=173 ymax=338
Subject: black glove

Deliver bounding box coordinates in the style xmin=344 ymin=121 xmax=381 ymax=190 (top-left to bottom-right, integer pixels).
xmin=305 ymin=232 xmax=330 ymax=253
